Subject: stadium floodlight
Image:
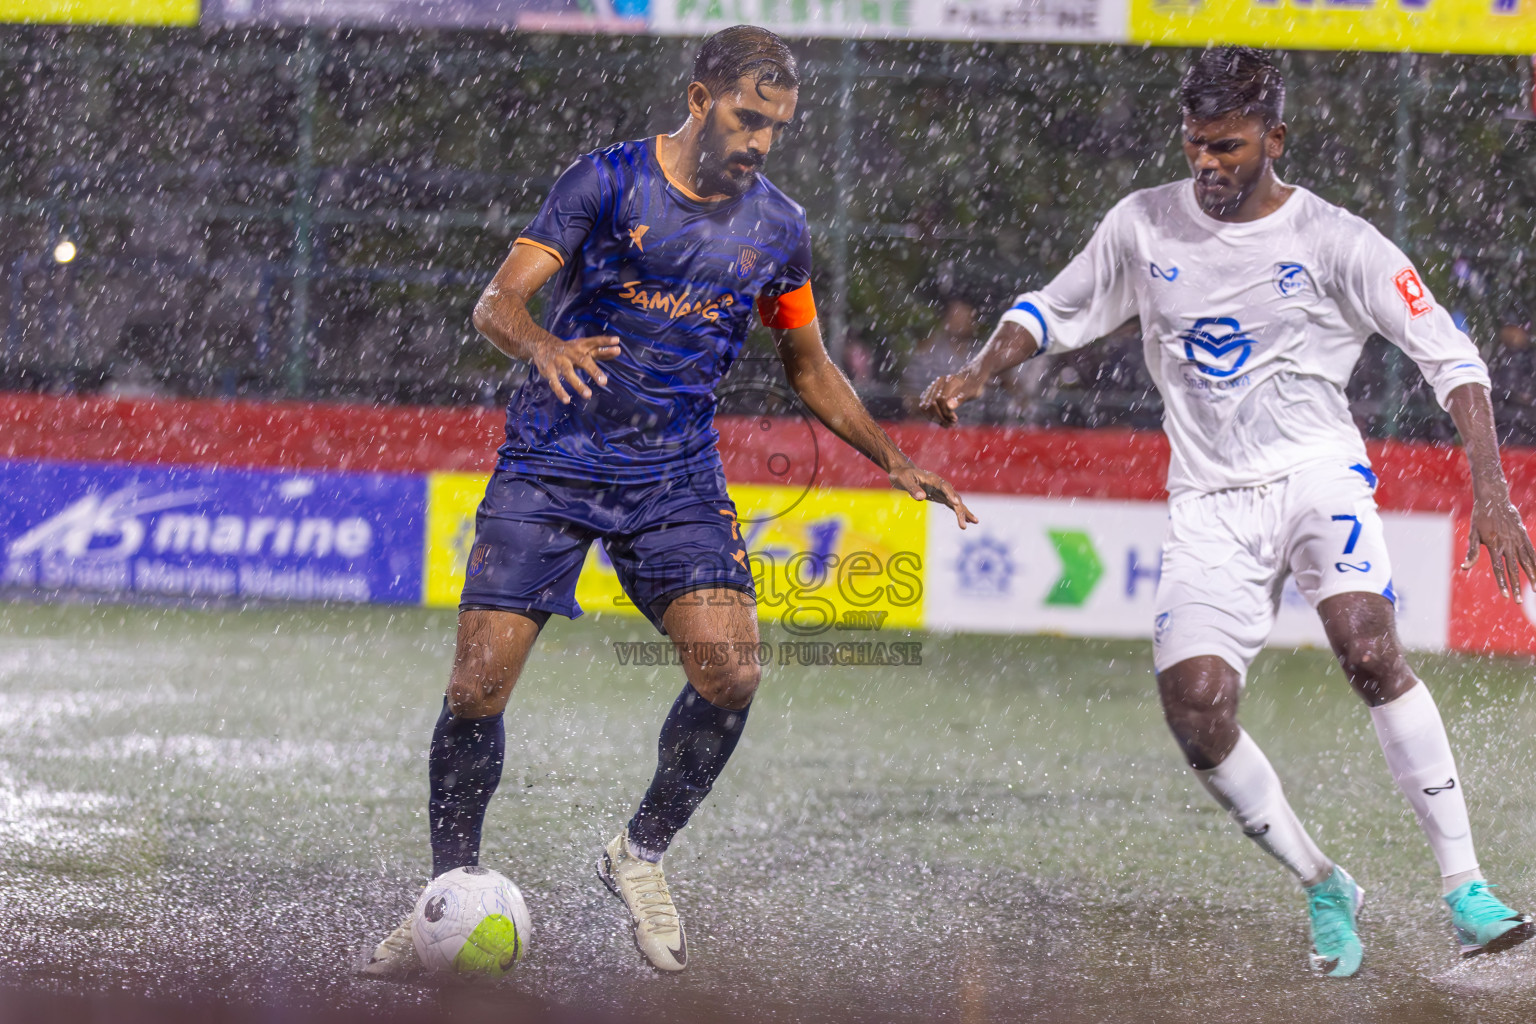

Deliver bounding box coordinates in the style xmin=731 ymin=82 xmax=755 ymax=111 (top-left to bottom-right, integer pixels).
xmin=52 ymin=240 xmax=77 ymax=264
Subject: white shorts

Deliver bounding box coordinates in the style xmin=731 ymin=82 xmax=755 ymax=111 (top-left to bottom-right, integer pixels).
xmin=1152 ymin=461 xmax=1395 ymax=679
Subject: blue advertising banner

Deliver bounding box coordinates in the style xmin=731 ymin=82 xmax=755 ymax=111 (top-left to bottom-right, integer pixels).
xmin=0 ymin=460 xmax=425 ymax=605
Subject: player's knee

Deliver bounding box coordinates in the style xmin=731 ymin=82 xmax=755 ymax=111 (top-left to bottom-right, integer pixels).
xmin=1157 ymin=672 xmax=1239 ymax=767
xmin=446 ymin=670 xmax=509 ymax=719
xmin=1159 ymin=675 xmax=1233 ymax=723
xmin=690 ymin=660 xmax=760 ymax=711
xmin=1335 ymin=632 xmax=1398 ymax=685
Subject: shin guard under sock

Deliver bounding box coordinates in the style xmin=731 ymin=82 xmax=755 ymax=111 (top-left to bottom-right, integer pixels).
xmin=428 ymin=698 xmax=505 ymax=878
xmin=1195 ymin=729 xmax=1333 ymax=885
xmin=1368 ymin=682 xmax=1480 ymax=885
xmin=627 ymin=683 xmax=750 ymax=859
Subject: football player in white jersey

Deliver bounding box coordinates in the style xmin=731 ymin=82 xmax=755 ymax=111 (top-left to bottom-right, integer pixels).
xmin=921 ymin=47 xmax=1536 ymax=977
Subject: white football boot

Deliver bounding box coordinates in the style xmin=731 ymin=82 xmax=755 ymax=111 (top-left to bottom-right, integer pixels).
xmin=360 ymin=910 xmax=421 ymax=978
xmin=597 ymin=831 xmax=687 ymax=971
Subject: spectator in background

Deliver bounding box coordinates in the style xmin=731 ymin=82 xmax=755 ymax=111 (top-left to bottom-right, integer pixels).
xmin=100 ymin=361 xmax=168 ymax=399
xmin=1031 ymin=318 xmax=1159 ymax=429
xmin=100 ymin=325 xmax=172 ymax=399
xmin=902 ymin=297 xmax=975 ymax=416
xmin=1490 ymin=313 xmax=1536 ymax=447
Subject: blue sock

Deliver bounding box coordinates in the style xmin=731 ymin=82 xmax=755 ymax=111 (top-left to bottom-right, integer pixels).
xmin=627 ymin=683 xmax=750 ymax=857
xmin=428 ymin=698 xmax=505 ymax=878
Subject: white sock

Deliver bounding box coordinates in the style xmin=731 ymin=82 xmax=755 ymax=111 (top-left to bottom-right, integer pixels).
xmin=1195 ymin=729 xmax=1333 ymax=886
xmin=1368 ymin=682 xmax=1482 ymax=892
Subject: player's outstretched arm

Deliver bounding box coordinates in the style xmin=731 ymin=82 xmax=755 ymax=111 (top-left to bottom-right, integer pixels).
xmin=1446 ymin=382 xmax=1536 ymax=598
xmin=472 ymin=243 xmax=622 ymax=404
xmin=918 ymin=320 xmax=1040 ymax=427
xmin=771 ymin=319 xmax=977 ymax=530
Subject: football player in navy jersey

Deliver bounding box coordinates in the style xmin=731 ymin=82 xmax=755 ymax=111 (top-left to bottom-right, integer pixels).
xmin=364 ymin=25 xmax=975 ymax=976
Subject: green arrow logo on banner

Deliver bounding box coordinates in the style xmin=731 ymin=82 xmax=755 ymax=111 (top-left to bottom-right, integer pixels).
xmin=1044 ymin=529 xmax=1102 ymax=607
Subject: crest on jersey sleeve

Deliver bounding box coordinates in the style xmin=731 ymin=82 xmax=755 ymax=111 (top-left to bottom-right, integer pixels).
xmin=1179 ymin=317 xmax=1256 ymax=378
xmin=735 ymin=246 xmax=760 ymax=278
xmin=1273 ymin=262 xmax=1314 ymax=298
xmin=1393 ymin=267 xmax=1433 ymax=319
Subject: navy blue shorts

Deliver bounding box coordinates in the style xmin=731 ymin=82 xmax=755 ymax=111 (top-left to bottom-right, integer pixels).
xmin=459 ymin=464 xmax=756 ymax=634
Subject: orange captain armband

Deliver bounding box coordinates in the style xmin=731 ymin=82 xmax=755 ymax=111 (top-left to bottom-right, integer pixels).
xmin=756 ymin=280 xmax=817 ymax=330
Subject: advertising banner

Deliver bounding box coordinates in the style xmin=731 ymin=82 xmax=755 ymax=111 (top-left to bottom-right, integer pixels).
xmin=1128 ymin=0 xmax=1536 ymax=56
xmin=0 ymin=460 xmax=425 ymax=605
xmin=201 ymin=0 xmax=643 ymax=29
xmin=717 ymin=482 xmax=928 ymax=634
xmin=648 ymin=0 xmax=1126 ymax=41
xmin=0 ymin=0 xmax=196 ymax=24
xmin=923 ymin=494 xmax=1452 ymax=651
xmin=4 ymin=396 xmax=1529 ymax=654
xmin=424 ymin=471 xmax=489 ymax=609
xmin=423 ymin=473 xmax=927 ymax=633
xmin=194 ymin=0 xmax=1535 ymax=53
xmin=202 ymin=0 xmax=1125 ymax=37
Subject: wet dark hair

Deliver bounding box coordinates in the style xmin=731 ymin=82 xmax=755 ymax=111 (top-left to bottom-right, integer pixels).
xmin=692 ymin=25 xmax=800 ymax=98
xmin=1180 ymin=47 xmax=1285 ymax=128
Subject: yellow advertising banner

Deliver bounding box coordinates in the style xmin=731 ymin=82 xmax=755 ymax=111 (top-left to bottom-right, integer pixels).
xmin=1129 ymin=0 xmax=1536 ymax=55
xmin=712 ymin=483 xmax=928 ymax=634
xmin=423 ymin=474 xmax=928 ymax=635
xmin=0 ymin=0 xmax=196 ymax=23
xmin=424 ymin=472 xmax=488 ymax=609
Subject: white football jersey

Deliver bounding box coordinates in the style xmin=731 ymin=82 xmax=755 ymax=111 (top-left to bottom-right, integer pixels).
xmin=1001 ymin=181 xmax=1490 ymax=497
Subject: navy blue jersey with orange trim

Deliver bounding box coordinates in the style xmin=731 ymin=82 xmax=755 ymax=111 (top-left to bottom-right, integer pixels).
xmin=500 ymin=136 xmax=814 ymax=483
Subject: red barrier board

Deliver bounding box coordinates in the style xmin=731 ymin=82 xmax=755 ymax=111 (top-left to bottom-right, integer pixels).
xmin=1448 ymin=514 xmax=1536 ymax=656
xmin=7 ymin=390 xmax=1533 ymax=511
xmin=0 ymin=391 xmax=1174 ymax=499
xmin=0 ymin=391 xmax=502 ymax=475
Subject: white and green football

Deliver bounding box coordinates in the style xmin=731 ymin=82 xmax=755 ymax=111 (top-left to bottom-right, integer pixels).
xmin=411 ymin=865 xmax=531 ymax=975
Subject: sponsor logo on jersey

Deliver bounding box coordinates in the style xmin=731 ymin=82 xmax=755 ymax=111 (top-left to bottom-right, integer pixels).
xmin=1393 ymin=266 xmax=1433 ymax=319
xmin=615 ymin=281 xmax=736 ymax=322
xmin=627 ymin=224 xmax=649 ymax=251
xmin=1179 ymin=317 xmax=1256 ymax=378
xmin=736 ymin=246 xmax=761 ymax=278
xmin=1273 ymin=262 xmax=1314 ymax=298
xmin=1150 ymin=262 xmax=1179 ymax=282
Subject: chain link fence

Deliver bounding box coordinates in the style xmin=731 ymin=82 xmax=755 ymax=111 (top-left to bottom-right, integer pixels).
xmin=1 ymin=29 xmax=1532 ymax=442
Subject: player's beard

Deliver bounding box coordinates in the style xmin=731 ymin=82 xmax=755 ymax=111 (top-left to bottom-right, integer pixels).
xmin=697 ymin=108 xmax=763 ymax=198
xmin=1193 ymin=158 xmax=1265 ymax=217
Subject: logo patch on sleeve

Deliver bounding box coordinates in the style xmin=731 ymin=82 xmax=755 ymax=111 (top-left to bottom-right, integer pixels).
xmin=1392 ymin=267 xmax=1433 ymax=319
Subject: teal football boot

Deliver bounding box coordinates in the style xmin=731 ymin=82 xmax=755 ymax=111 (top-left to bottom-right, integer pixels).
xmin=1306 ymin=866 xmax=1365 ymax=978
xmin=1445 ymin=880 xmax=1535 ymax=958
